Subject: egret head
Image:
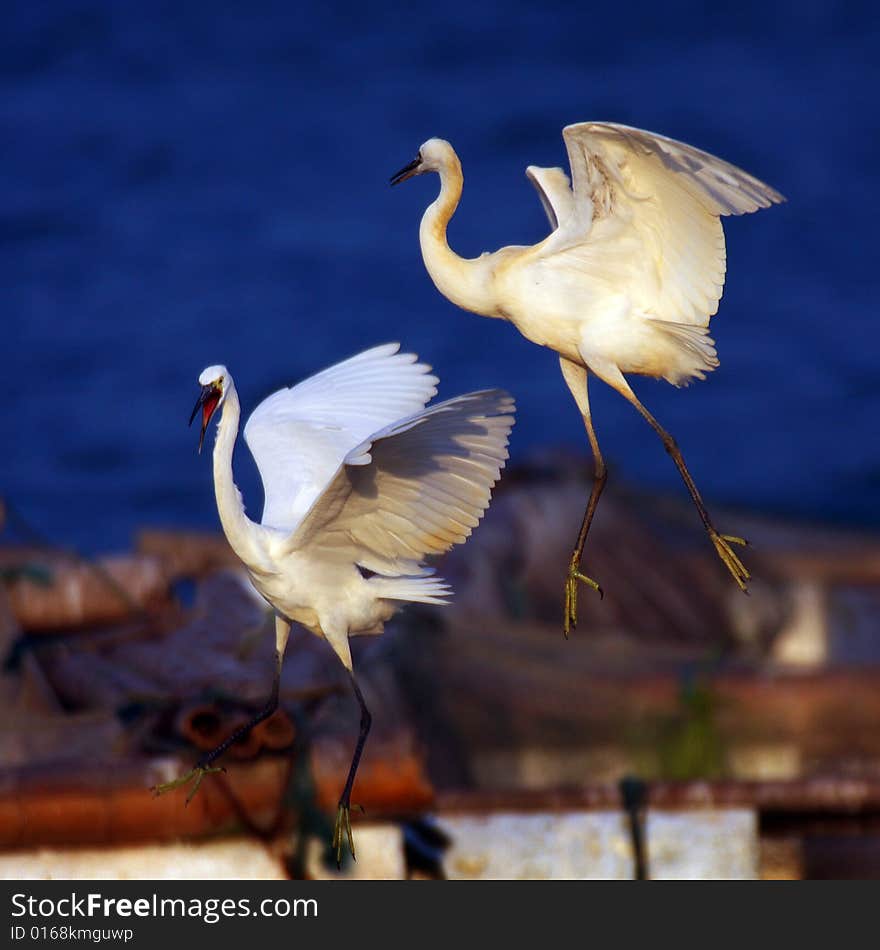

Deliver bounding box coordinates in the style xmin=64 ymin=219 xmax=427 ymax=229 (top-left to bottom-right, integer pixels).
xmin=390 ymin=138 xmax=456 ymax=185
xmin=190 ymin=365 xmax=229 ymax=454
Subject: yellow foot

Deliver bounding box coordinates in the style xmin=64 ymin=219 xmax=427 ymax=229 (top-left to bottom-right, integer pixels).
xmin=332 ymin=801 xmax=357 ymax=869
xmin=710 ymin=531 xmax=750 ymax=592
xmin=563 ymin=559 xmax=603 ymax=639
xmin=151 ymin=765 xmax=225 ymax=805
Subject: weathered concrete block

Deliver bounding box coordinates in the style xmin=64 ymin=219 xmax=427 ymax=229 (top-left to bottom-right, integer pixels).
xmin=438 ymin=812 xmax=633 ymax=879
xmin=437 ymin=808 xmax=758 ymax=880
xmin=645 ymin=809 xmax=757 ymax=879
xmin=0 ymin=839 xmax=287 ymax=880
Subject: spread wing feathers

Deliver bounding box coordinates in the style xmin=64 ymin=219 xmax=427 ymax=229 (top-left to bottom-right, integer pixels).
xmin=525 ymin=165 xmax=574 ymax=231
xmin=540 ymin=122 xmax=784 ymax=327
xmin=284 ymin=390 xmax=515 ymax=576
xmin=243 ymin=344 xmax=439 ymax=533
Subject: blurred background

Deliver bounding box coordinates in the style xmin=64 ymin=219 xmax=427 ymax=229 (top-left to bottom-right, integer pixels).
xmin=1 ymin=1 xmax=879 ymax=880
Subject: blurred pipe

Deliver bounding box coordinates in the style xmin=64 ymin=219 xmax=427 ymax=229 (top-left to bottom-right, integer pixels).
xmin=176 ymin=704 xmax=289 ymax=760
xmin=175 ymin=704 xmax=227 ymax=752
xmin=225 ymin=716 xmax=265 ymax=761
xmin=252 ymin=709 xmax=296 ymax=751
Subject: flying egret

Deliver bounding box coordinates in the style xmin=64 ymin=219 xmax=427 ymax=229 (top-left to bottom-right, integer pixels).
xmin=153 ymin=344 xmax=514 ymax=864
xmin=391 ymin=122 xmax=784 ymax=636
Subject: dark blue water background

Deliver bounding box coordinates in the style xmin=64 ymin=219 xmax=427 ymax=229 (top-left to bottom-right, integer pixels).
xmin=2 ymin=2 xmax=878 ymax=552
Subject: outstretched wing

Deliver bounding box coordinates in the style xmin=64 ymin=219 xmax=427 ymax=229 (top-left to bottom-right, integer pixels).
xmin=284 ymin=390 xmax=515 ymax=575
xmin=243 ymin=344 xmax=438 ymax=533
xmin=526 ymin=165 xmax=574 ymax=232
xmin=537 ymin=122 xmax=784 ymax=327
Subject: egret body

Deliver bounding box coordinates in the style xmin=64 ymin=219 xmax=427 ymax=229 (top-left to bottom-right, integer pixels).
xmin=156 ymin=344 xmax=514 ymax=862
xmin=391 ymin=123 xmax=783 ymax=635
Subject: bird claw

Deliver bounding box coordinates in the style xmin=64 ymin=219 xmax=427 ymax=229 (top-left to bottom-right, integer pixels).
xmin=151 ymin=764 xmax=225 ymax=805
xmin=563 ymin=559 xmax=603 ymax=638
xmin=332 ymin=801 xmax=358 ymax=869
xmin=710 ymin=531 xmax=750 ymax=592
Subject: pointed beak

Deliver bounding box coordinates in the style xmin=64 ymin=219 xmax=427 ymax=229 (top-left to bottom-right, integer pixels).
xmin=190 ymin=385 xmax=220 ymax=455
xmin=390 ymin=155 xmax=422 ymax=186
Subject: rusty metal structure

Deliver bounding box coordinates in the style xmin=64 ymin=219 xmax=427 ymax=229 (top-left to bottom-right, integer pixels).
xmin=2 ymin=461 xmax=880 ymax=878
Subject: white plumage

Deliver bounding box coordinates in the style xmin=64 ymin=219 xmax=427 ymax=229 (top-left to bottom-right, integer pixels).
xmin=203 ymin=341 xmax=514 ymax=660
xmin=525 ymin=165 xmax=573 ymax=231
xmin=243 ymin=343 xmax=439 ymax=533
xmin=391 ymin=121 xmax=783 ymax=635
xmin=164 ymin=343 xmax=514 ymax=862
xmin=286 ymin=390 xmax=515 ymax=580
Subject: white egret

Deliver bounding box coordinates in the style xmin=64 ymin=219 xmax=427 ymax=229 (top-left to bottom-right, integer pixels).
xmin=154 ymin=344 xmax=515 ymax=863
xmin=391 ymin=122 xmax=784 ymax=636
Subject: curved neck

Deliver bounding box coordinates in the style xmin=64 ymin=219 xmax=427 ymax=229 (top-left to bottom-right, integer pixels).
xmin=212 ymin=382 xmax=258 ymax=564
xmin=419 ymin=158 xmax=497 ymax=316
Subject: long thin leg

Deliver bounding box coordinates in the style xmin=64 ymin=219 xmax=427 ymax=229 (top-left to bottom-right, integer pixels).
xmin=332 ymin=671 xmax=372 ymax=867
xmin=559 ymin=358 xmax=607 ymax=637
xmin=614 ymin=378 xmax=750 ymax=591
xmin=153 ymin=616 xmax=292 ymax=803
xmin=197 ymin=656 xmax=281 ymax=767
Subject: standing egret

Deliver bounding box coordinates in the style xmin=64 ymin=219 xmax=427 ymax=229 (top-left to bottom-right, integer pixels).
xmin=154 ymin=344 xmax=515 ymax=863
xmin=391 ymin=122 xmax=784 ymax=636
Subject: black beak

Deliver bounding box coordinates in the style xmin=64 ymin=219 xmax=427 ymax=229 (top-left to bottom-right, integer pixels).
xmin=390 ymin=155 xmax=422 ymax=186
xmin=189 ymin=384 xmax=217 ymax=454
xmin=189 ymin=385 xmax=210 ymax=426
